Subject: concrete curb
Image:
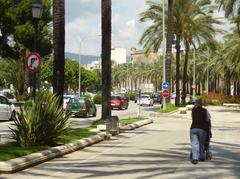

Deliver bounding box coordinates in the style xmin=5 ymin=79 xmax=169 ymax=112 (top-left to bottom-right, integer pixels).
xmin=0 ymin=132 xmax=111 ymax=174
xmin=149 ymin=110 xmax=179 ymax=117
xmin=120 ymin=119 xmax=153 ymax=130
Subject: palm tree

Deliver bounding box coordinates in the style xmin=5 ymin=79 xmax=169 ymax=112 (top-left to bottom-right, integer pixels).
xmin=139 ymin=0 xmax=220 ymax=104
xmin=217 ymin=0 xmax=240 ymax=32
xmin=165 ymin=0 xmax=174 ymax=94
xmin=180 ymin=0 xmax=221 ymax=103
xmin=101 ymin=0 xmax=112 ymax=120
xmin=53 ymin=0 xmax=65 ymax=105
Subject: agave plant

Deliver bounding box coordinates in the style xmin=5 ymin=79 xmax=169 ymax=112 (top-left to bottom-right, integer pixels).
xmin=10 ymin=92 xmax=71 ymax=147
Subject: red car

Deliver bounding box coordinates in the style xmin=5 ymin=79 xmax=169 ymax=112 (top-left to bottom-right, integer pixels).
xmin=111 ymin=95 xmax=128 ymax=110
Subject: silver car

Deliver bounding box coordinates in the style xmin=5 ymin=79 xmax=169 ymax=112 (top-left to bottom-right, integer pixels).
xmin=137 ymin=95 xmax=154 ymax=106
xmin=0 ymin=95 xmax=16 ymax=121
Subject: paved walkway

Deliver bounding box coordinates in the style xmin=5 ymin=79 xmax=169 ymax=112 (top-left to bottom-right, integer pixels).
xmin=0 ymin=106 xmax=239 ymax=179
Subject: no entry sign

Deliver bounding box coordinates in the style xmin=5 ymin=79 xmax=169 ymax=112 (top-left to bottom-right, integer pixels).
xmin=162 ymin=89 xmax=170 ymax=98
xmin=25 ymin=52 xmax=41 ymax=72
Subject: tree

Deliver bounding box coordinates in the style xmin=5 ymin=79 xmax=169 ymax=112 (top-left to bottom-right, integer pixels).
xmin=0 ymin=0 xmax=52 ymax=58
xmin=101 ymin=0 xmax=112 ymax=120
xmin=0 ymin=59 xmax=24 ymax=100
xmin=0 ymin=0 xmax=52 ymax=100
xmin=217 ymin=0 xmax=240 ymax=32
xmin=180 ymin=0 xmax=220 ymax=103
xmin=53 ymin=0 xmax=65 ymax=106
xmin=165 ymin=0 xmax=174 ymax=95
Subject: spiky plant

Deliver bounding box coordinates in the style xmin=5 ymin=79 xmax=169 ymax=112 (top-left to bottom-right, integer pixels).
xmin=10 ymin=92 xmax=71 ymax=147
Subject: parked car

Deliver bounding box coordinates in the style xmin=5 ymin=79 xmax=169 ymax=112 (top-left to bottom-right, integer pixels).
xmin=0 ymin=89 xmax=14 ymax=99
xmin=111 ymin=95 xmax=128 ymax=110
xmin=151 ymin=92 xmax=162 ymax=104
xmin=0 ymin=95 xmax=16 ymax=121
xmin=137 ymin=94 xmax=154 ymax=106
xmin=66 ymin=97 xmax=97 ymax=118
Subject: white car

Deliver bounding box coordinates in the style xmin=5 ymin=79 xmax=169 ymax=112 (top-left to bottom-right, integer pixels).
xmin=137 ymin=95 xmax=154 ymax=106
xmin=0 ymin=95 xmax=16 ymax=121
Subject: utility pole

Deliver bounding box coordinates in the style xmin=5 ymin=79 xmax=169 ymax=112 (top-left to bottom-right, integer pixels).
xmin=162 ymin=0 xmax=166 ymax=111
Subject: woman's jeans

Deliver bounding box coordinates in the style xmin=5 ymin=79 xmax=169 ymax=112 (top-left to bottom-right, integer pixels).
xmin=190 ymin=128 xmax=207 ymax=160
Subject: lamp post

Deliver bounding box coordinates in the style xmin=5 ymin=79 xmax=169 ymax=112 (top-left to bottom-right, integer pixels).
xmin=32 ymin=2 xmax=43 ymax=101
xmin=193 ymin=48 xmax=196 ymax=98
xmin=162 ymin=0 xmax=166 ymax=110
xmin=78 ymin=35 xmax=101 ymax=97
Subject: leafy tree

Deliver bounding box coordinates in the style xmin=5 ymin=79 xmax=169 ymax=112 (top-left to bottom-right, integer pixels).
xmin=0 ymin=59 xmax=24 ymax=100
xmin=41 ymin=59 xmax=98 ymax=94
xmin=0 ymin=0 xmax=52 ymax=58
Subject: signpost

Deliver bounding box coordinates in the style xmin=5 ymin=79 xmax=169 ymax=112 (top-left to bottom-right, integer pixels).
xmin=162 ymin=82 xmax=169 ymax=90
xmin=25 ymin=52 xmax=41 ymax=101
xmin=25 ymin=52 xmax=41 ymax=72
xmin=162 ymin=89 xmax=170 ymax=98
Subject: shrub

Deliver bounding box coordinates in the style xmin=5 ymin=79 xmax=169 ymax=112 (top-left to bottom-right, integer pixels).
xmin=93 ymin=93 xmax=102 ymax=104
xmin=200 ymin=93 xmax=240 ymax=105
xmin=81 ymin=94 xmax=92 ymax=99
xmin=10 ymin=92 xmax=71 ymax=147
xmin=124 ymin=93 xmax=137 ymax=101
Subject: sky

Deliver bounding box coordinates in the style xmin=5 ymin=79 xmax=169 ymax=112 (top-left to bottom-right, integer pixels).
xmin=65 ymin=0 xmax=230 ymax=56
xmin=65 ymin=0 xmax=148 ymax=56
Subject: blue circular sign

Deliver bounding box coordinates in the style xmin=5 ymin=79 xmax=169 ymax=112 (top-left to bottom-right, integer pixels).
xmin=162 ymin=82 xmax=169 ymax=89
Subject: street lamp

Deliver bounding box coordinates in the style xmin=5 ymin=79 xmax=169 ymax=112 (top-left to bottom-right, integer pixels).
xmin=32 ymin=2 xmax=43 ymax=101
xmin=162 ymin=0 xmax=166 ymax=111
xmin=78 ymin=35 xmax=101 ymax=97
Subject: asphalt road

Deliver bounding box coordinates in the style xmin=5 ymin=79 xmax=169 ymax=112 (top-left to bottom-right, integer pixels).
xmin=0 ymin=101 xmax=161 ymax=143
xmin=1 ymin=105 xmax=239 ymax=179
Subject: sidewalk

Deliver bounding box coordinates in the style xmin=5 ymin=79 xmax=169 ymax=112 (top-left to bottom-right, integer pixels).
xmin=1 ymin=106 xmax=239 ymax=178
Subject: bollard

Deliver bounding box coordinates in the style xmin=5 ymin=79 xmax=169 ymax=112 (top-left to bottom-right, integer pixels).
xmin=106 ymin=116 xmax=119 ymax=135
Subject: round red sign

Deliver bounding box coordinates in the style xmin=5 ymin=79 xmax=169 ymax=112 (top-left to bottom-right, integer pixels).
xmin=162 ymin=90 xmax=170 ymax=98
xmin=25 ymin=52 xmax=41 ymax=72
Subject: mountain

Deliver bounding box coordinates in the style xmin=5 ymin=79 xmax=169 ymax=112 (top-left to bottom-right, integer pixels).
xmin=65 ymin=52 xmax=99 ymax=65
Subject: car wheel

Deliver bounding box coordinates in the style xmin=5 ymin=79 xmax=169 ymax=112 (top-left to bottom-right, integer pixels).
xmin=10 ymin=110 xmax=16 ymax=121
xmin=93 ymin=111 xmax=96 ymax=117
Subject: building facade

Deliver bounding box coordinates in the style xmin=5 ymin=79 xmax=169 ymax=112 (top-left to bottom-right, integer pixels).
xmin=130 ymin=47 xmax=160 ymax=64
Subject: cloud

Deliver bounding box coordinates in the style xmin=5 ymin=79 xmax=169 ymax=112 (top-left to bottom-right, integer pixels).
xmin=65 ymin=0 xmax=148 ymax=55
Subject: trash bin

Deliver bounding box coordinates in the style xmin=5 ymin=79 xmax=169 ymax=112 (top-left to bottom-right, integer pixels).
xmin=106 ymin=116 xmax=119 ymax=135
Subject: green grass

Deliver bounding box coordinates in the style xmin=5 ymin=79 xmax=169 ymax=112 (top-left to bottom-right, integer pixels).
xmin=59 ymin=128 xmax=98 ymax=144
xmin=120 ymin=117 xmax=145 ymax=125
xmin=0 ymin=127 xmax=98 ymax=161
xmin=0 ymin=142 xmax=48 ymax=161
xmin=156 ymin=103 xmax=180 ymax=113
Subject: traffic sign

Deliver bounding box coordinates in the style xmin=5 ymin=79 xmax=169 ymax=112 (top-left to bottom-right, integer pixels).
xmin=162 ymin=89 xmax=170 ymax=98
xmin=25 ymin=52 xmax=41 ymax=72
xmin=192 ymin=84 xmax=196 ymax=89
xmin=162 ymin=82 xmax=169 ymax=89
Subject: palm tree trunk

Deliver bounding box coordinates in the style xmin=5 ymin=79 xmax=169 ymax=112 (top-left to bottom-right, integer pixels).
xmin=181 ymin=41 xmax=189 ymax=104
xmin=165 ymin=0 xmax=174 ymax=94
xmin=175 ymin=35 xmax=180 ymax=106
xmin=101 ymin=0 xmax=112 ymax=120
xmin=53 ymin=0 xmax=65 ymax=105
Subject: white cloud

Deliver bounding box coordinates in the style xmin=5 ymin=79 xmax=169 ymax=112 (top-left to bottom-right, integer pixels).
xmin=65 ymin=0 xmax=148 ymax=55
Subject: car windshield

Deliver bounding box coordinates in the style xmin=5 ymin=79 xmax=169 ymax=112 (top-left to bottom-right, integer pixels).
xmin=141 ymin=95 xmax=149 ymax=99
xmin=111 ymin=96 xmax=122 ymax=100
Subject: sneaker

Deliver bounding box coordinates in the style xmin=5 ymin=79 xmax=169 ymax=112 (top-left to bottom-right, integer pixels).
xmin=191 ymin=160 xmax=198 ymax=164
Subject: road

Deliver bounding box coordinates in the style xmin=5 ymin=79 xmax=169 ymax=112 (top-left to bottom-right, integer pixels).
xmin=1 ymin=105 xmax=239 ymax=178
xmin=0 ymin=101 xmax=161 ymax=143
